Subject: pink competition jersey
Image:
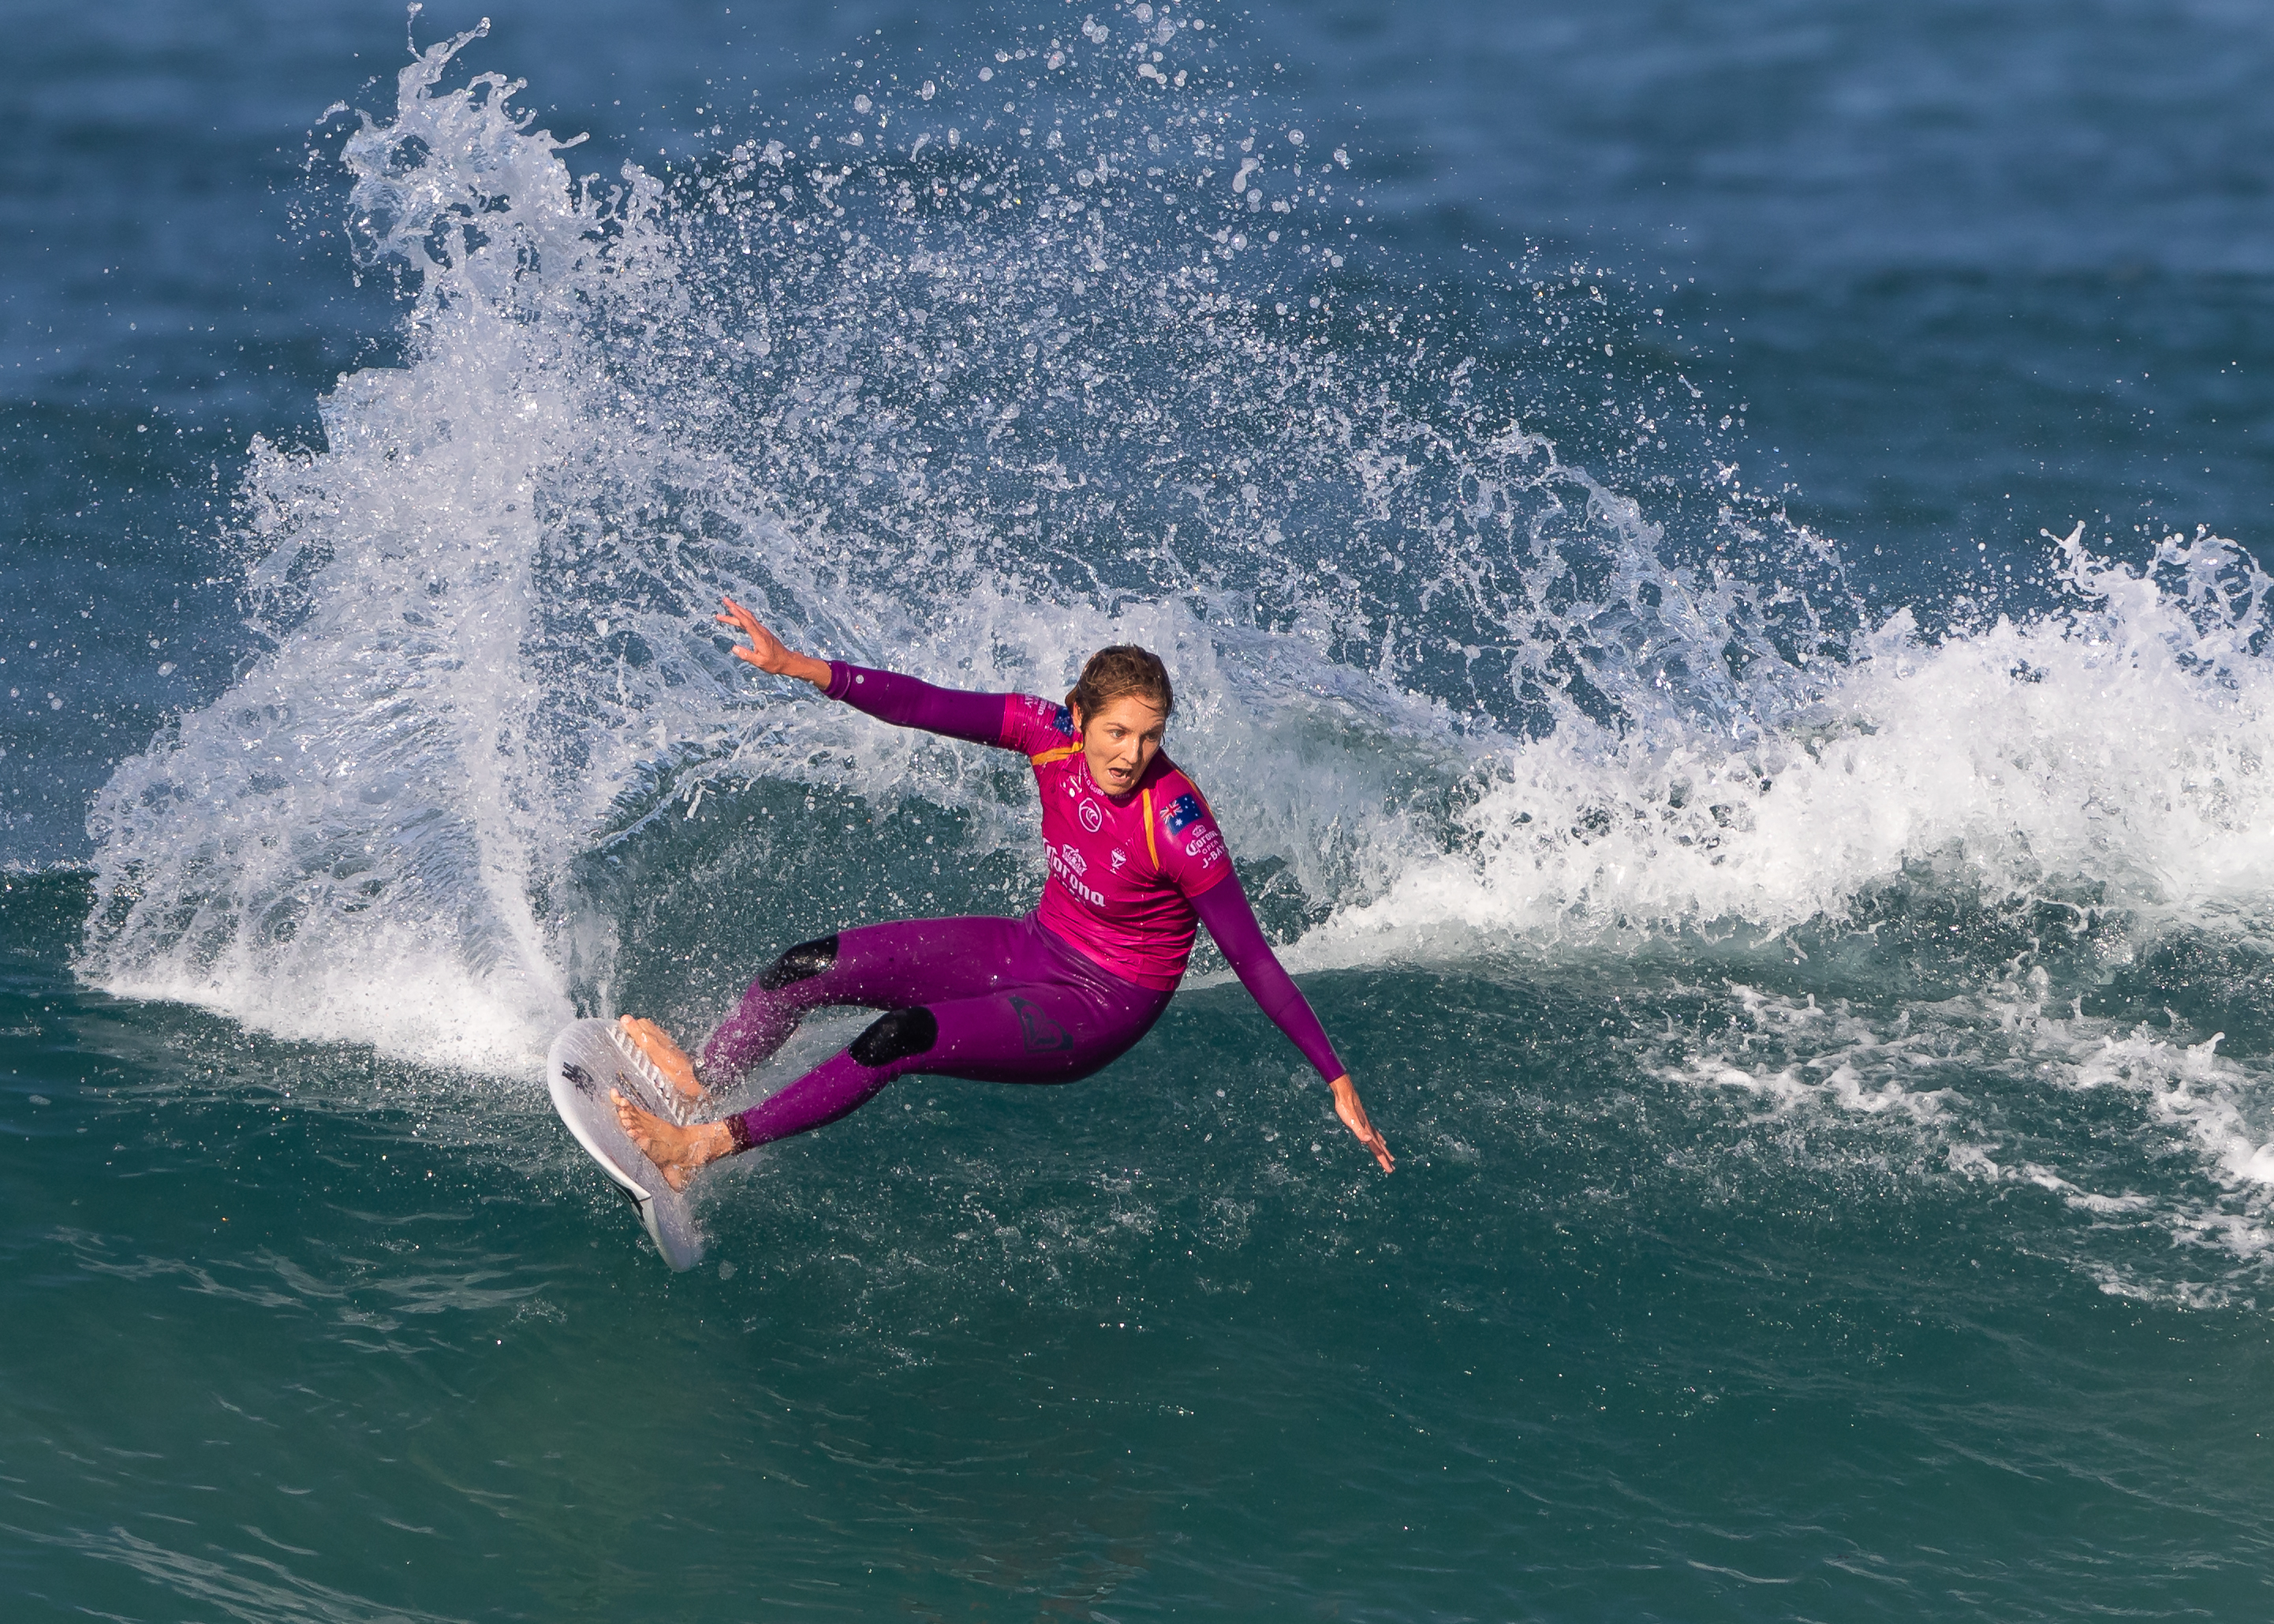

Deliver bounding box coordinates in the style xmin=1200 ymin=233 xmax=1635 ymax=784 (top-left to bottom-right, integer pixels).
xmin=995 ymin=693 xmax=1231 ymax=991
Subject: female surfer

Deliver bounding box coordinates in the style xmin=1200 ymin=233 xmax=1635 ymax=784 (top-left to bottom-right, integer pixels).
xmin=609 ymin=596 xmax=1394 ymax=1186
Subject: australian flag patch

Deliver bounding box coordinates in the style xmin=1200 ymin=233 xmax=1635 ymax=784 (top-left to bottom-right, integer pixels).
xmin=1163 ymin=791 xmax=1206 ymax=836
xmin=1051 ymin=704 xmax=1075 ymax=737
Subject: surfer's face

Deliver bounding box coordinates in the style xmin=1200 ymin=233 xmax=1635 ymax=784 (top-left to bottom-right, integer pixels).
xmin=1073 ymin=694 xmax=1167 ymax=799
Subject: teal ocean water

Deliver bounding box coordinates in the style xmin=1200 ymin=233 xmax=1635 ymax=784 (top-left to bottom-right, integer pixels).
xmin=8 ymin=2 xmax=2274 ymax=1616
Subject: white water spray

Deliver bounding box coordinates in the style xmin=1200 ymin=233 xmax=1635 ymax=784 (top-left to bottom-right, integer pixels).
xmin=77 ymin=21 xmax=2274 ymax=1101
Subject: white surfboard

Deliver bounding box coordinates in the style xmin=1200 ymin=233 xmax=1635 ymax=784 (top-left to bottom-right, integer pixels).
xmin=546 ymin=1018 xmax=704 ymax=1271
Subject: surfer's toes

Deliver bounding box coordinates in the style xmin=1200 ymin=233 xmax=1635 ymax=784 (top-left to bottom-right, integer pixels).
xmin=618 ymin=1014 xmax=706 ymax=1104
xmin=610 ymin=1088 xmax=717 ymax=1193
xmin=612 ymin=1089 xmax=678 ymax=1178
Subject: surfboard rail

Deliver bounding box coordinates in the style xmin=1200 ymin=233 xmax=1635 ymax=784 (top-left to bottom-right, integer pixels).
xmin=546 ymin=1019 xmax=705 ymax=1270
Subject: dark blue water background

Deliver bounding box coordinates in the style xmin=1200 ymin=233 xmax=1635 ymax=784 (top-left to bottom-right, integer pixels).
xmin=6 ymin=2 xmax=2274 ymax=1618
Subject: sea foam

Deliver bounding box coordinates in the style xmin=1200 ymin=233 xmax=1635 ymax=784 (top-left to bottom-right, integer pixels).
xmin=1312 ymin=525 xmax=2274 ymax=961
xmin=77 ymin=18 xmax=2274 ymax=1097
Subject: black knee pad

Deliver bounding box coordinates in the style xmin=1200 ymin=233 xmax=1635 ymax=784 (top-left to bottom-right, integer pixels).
xmin=759 ymin=934 xmax=839 ymax=991
xmin=849 ymin=1006 xmax=938 ymax=1068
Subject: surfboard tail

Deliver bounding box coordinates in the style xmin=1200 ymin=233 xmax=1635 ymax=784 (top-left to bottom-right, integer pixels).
xmin=547 ymin=1019 xmax=706 ymax=1271
xmin=604 ymin=1023 xmax=698 ymax=1126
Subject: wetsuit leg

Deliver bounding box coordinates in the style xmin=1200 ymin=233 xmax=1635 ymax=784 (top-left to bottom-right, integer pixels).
xmin=724 ymin=940 xmax=1172 ymax=1152
xmin=700 ymin=915 xmax=1039 ymax=1079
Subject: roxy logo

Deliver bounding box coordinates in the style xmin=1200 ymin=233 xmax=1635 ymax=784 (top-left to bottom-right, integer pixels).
xmin=1079 ymin=799 xmax=1103 ymax=833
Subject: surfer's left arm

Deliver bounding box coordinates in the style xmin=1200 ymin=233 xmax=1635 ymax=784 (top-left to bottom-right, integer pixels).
xmin=1189 ymin=871 xmax=1395 ymax=1174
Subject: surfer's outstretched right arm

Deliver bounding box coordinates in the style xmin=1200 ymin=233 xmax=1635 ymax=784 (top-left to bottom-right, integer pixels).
xmin=715 ymin=595 xmax=1014 ymax=747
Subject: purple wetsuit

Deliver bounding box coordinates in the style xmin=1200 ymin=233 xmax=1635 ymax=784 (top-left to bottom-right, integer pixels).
xmin=700 ymin=663 xmax=1346 ymax=1153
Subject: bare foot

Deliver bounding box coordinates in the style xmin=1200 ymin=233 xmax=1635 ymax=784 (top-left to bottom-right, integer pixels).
xmin=611 ymin=1089 xmax=734 ymax=1193
xmin=618 ymin=1015 xmax=704 ymax=1105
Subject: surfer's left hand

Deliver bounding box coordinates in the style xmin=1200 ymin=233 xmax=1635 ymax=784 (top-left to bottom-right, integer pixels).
xmin=1330 ymin=1074 xmax=1394 ymax=1173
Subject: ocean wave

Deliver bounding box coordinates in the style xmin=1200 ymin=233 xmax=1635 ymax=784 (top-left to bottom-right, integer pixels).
xmin=74 ymin=19 xmax=2274 ymax=1100
xmin=1313 ymin=525 xmax=2274 ymax=958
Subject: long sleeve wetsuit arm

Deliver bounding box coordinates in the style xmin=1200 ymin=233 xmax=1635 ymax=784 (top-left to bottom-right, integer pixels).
xmin=824 ymin=662 xmax=1010 ymax=748
xmin=1189 ymin=872 xmax=1347 ymax=1085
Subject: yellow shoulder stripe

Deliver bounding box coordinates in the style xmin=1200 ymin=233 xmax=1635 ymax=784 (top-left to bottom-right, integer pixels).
xmin=1028 ymin=745 xmax=1082 ymax=767
xmin=1142 ymin=787 xmax=1159 ymax=868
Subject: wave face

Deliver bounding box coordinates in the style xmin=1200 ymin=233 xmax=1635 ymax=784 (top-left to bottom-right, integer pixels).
xmin=77 ymin=19 xmax=2274 ymax=1170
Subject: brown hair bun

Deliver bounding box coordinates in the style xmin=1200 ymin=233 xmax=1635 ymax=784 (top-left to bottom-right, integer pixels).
xmin=1066 ymin=645 xmax=1174 ymax=727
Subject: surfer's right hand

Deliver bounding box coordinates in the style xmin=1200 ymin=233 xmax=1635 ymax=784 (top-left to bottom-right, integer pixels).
xmin=715 ymin=595 xmax=832 ymax=688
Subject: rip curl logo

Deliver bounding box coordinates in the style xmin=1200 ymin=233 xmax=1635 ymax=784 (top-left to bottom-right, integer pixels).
xmin=1010 ymin=995 xmax=1075 ymax=1053
xmin=1078 ymin=799 xmax=1103 ymax=833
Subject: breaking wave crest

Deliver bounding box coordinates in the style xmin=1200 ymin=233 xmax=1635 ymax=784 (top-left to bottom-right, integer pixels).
xmin=78 ymin=11 xmax=2274 ymax=1119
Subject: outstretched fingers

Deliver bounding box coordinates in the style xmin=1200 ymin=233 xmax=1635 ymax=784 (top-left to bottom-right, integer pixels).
xmin=715 ymin=594 xmax=760 ymax=636
xmin=1331 ymin=1079 xmax=1395 ymax=1174
xmin=715 ymin=595 xmax=778 ymax=670
xmin=1348 ymin=1117 xmax=1395 ymax=1174
xmin=711 ymin=598 xmax=833 ymax=688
